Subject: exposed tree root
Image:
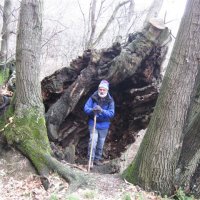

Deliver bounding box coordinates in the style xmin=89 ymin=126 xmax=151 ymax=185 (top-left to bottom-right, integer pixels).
xmin=1 ymin=111 xmax=89 ymax=192
xmin=44 ymin=154 xmax=88 ymax=192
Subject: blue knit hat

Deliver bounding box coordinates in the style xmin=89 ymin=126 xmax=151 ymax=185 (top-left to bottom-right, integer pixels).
xmin=98 ymin=80 xmax=109 ymax=90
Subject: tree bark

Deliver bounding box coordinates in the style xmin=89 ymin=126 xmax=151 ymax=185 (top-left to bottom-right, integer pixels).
xmin=0 ymin=0 xmax=12 ymax=65
xmin=1 ymin=0 xmax=87 ymax=191
xmin=86 ymin=0 xmax=97 ymax=49
xmin=15 ymin=0 xmax=43 ymax=116
xmin=0 ymin=0 xmax=12 ymax=85
xmin=176 ymin=72 xmax=200 ymax=193
xmin=123 ymin=0 xmax=200 ymax=196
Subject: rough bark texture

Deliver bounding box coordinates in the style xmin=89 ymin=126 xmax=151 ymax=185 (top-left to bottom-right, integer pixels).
xmin=123 ymin=0 xmax=200 ymax=197
xmin=176 ymin=71 xmax=200 ymax=195
xmin=0 ymin=0 xmax=12 ymax=85
xmin=1 ymin=0 xmax=87 ymax=191
xmin=15 ymin=0 xmax=43 ymax=116
xmin=0 ymin=0 xmax=12 ymax=64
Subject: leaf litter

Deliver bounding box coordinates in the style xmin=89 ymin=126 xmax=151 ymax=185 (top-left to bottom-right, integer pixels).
xmin=0 ymin=147 xmax=164 ymax=200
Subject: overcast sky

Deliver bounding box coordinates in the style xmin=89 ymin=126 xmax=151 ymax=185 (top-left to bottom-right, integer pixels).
xmin=0 ymin=0 xmax=188 ymax=77
xmin=159 ymin=0 xmax=187 ymax=35
xmin=44 ymin=0 xmax=187 ymax=34
xmin=42 ymin=0 xmax=188 ymax=77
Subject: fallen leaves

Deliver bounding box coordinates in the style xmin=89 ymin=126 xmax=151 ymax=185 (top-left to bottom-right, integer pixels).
xmin=0 ymin=148 xmax=164 ymax=200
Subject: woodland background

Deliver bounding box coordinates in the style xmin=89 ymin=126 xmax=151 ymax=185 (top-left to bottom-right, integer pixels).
xmin=0 ymin=0 xmax=186 ymax=79
xmin=0 ymin=0 xmax=192 ymax=200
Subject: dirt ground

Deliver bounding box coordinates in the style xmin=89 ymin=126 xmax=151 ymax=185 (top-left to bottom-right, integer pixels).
xmin=0 ymin=144 xmax=167 ymax=200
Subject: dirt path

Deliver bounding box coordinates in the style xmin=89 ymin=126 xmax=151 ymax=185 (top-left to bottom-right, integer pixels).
xmin=0 ymin=130 xmax=164 ymax=200
xmin=0 ymin=148 xmax=162 ymax=200
xmin=70 ymin=173 xmax=160 ymax=200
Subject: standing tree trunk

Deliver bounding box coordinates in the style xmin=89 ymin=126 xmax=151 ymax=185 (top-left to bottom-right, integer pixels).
xmin=86 ymin=0 xmax=97 ymax=49
xmin=123 ymin=0 xmax=200 ymax=196
xmin=176 ymin=73 xmax=200 ymax=194
xmin=1 ymin=0 xmax=86 ymax=191
xmin=0 ymin=0 xmax=12 ymax=64
xmin=0 ymin=0 xmax=12 ymax=85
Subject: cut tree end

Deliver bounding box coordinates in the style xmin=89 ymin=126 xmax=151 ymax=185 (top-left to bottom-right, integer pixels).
xmin=149 ymin=18 xmax=165 ymax=30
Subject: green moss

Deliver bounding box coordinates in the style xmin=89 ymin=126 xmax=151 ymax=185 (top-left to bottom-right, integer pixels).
xmin=0 ymin=101 xmax=15 ymax=138
xmin=0 ymin=93 xmax=16 ymax=129
xmin=122 ymin=193 xmax=132 ymax=200
xmin=83 ymin=189 xmax=97 ymax=199
xmin=2 ymin=108 xmax=52 ymax=172
xmin=0 ymin=67 xmax=9 ymax=84
xmin=0 ymin=116 xmax=5 ymax=130
xmin=67 ymin=195 xmax=80 ymax=200
xmin=50 ymin=194 xmax=59 ymax=200
xmin=122 ymin=161 xmax=138 ymax=184
xmin=174 ymin=188 xmax=195 ymax=200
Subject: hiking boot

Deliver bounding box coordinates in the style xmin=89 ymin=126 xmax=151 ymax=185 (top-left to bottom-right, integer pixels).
xmin=94 ymin=160 xmax=103 ymax=166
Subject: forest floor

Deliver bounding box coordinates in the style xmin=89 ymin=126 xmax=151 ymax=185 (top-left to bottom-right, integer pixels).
xmin=0 ymin=146 xmax=169 ymax=200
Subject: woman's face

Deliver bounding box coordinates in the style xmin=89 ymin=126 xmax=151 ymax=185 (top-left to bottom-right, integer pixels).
xmin=98 ymin=87 xmax=108 ymax=98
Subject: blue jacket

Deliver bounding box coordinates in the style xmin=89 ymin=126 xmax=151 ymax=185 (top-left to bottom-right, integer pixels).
xmin=84 ymin=91 xmax=115 ymax=130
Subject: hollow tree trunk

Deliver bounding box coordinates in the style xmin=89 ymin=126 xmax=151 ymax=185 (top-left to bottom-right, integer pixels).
xmin=1 ymin=0 xmax=86 ymax=191
xmin=123 ymin=0 xmax=200 ymax=196
xmin=45 ymin=21 xmax=170 ymax=141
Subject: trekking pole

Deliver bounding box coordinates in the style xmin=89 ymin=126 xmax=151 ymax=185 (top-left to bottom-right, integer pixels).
xmin=88 ymin=114 xmax=97 ymax=172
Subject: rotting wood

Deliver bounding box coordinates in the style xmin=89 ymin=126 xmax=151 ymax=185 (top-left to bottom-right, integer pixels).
xmin=40 ymin=20 xmax=171 ymax=173
xmin=44 ymin=20 xmax=170 ymax=143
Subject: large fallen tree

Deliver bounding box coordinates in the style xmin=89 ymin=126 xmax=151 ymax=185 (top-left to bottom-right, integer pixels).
xmin=42 ymin=19 xmax=171 ymax=173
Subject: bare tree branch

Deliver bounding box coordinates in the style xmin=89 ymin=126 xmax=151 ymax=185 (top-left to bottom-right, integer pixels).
xmin=93 ymin=0 xmax=130 ymax=47
xmin=77 ymin=0 xmax=87 ymax=50
xmin=87 ymin=0 xmax=97 ymax=48
xmin=44 ymin=18 xmax=69 ymax=29
xmin=42 ymin=29 xmax=66 ymax=48
xmin=95 ymin=0 xmax=106 ymax=23
xmin=127 ymin=0 xmax=134 ymax=21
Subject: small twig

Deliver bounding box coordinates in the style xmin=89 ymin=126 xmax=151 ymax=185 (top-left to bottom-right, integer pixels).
xmin=0 ymin=116 xmax=14 ymax=132
xmin=123 ymin=178 xmax=133 ymax=185
xmin=42 ymin=29 xmax=66 ymax=48
xmin=170 ymin=31 xmax=176 ymax=39
xmin=63 ymin=162 xmax=88 ymax=172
